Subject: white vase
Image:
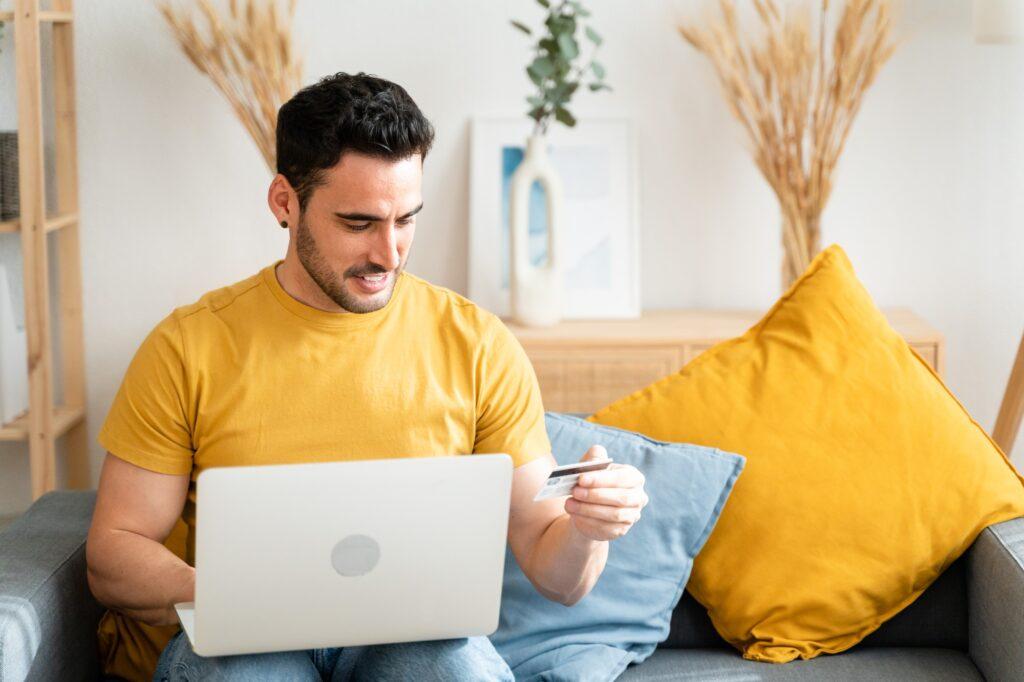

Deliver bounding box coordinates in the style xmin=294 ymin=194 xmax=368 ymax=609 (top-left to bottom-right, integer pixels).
xmin=509 ymin=134 xmax=563 ymax=327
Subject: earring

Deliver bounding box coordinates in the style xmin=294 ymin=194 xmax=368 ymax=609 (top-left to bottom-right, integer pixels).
xmin=280 ymin=219 xmax=288 ymax=228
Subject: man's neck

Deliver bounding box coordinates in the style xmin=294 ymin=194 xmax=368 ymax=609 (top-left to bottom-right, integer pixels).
xmin=274 ymin=256 xmax=348 ymax=314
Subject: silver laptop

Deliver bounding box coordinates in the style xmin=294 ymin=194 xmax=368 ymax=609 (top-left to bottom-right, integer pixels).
xmin=174 ymin=454 xmax=513 ymax=657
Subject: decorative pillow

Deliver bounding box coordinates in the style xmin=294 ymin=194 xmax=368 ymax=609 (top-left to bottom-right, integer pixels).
xmin=589 ymin=244 xmax=1024 ymax=663
xmin=490 ymin=412 xmax=745 ymax=681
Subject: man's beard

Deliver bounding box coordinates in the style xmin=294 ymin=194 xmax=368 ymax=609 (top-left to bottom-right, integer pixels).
xmin=295 ymin=213 xmax=401 ymax=314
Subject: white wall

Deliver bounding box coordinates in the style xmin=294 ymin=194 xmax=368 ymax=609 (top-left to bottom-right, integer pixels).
xmin=0 ymin=0 xmax=1021 ymax=512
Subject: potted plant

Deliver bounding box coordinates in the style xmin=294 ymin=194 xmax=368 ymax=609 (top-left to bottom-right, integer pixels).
xmin=507 ymin=0 xmax=610 ymax=326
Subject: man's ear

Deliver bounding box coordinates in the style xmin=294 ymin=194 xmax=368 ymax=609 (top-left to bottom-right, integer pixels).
xmin=267 ymin=173 xmax=297 ymax=228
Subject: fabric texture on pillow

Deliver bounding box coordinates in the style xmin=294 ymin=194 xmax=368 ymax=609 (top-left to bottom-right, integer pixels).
xmin=491 ymin=412 xmax=745 ymax=681
xmin=588 ymin=244 xmax=1024 ymax=663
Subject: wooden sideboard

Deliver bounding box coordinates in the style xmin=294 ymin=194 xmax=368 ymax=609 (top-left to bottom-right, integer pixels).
xmin=505 ymin=308 xmax=944 ymax=415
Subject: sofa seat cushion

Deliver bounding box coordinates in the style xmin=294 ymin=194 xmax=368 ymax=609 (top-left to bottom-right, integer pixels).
xmin=615 ymin=647 xmax=983 ymax=681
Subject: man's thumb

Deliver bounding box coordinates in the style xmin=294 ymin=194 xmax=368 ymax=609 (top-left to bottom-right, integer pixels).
xmin=580 ymin=444 xmax=608 ymax=462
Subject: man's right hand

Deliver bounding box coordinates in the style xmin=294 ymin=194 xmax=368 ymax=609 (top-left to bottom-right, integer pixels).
xmin=86 ymin=452 xmax=194 ymax=627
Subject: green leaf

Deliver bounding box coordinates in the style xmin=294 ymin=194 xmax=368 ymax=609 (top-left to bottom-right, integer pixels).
xmin=527 ymin=95 xmax=545 ymax=108
xmin=585 ymin=26 xmax=602 ymax=46
xmin=570 ymin=2 xmax=591 ymax=18
xmin=527 ymin=66 xmax=545 ymax=87
xmin=550 ymin=81 xmax=579 ymax=103
xmin=510 ymin=20 xmax=532 ymax=36
xmin=555 ymin=107 xmax=577 ymax=127
xmin=539 ymin=37 xmax=558 ymax=55
xmin=590 ymin=61 xmax=605 ymax=79
xmin=546 ymin=15 xmax=575 ymax=37
xmin=588 ymin=82 xmax=612 ymax=92
xmin=537 ymin=0 xmax=550 ymax=7
xmin=531 ymin=56 xmax=556 ymax=77
xmin=557 ymin=33 xmax=579 ymax=59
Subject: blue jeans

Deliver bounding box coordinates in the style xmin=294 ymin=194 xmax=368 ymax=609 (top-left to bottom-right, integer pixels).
xmin=152 ymin=630 xmax=514 ymax=681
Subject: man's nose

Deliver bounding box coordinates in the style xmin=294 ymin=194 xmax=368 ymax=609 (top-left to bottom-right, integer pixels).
xmin=369 ymin=223 xmax=401 ymax=272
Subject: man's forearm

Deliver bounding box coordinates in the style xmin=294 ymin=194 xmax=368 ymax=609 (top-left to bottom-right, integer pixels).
xmin=86 ymin=528 xmax=195 ymax=627
xmin=522 ymin=513 xmax=608 ymax=606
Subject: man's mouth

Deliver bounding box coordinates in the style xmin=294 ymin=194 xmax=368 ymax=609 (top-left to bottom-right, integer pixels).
xmin=351 ymin=271 xmax=390 ymax=294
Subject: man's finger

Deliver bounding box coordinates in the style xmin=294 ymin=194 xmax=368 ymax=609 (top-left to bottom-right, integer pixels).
xmin=578 ymin=465 xmax=644 ymax=489
xmin=565 ymin=498 xmax=642 ymax=524
xmin=579 ymin=444 xmax=608 ymax=462
xmin=571 ymin=486 xmax=644 ymax=508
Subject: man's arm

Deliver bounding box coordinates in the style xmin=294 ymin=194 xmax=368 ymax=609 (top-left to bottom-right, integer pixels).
xmin=86 ymin=452 xmax=194 ymax=627
xmin=507 ymin=446 xmax=648 ymax=606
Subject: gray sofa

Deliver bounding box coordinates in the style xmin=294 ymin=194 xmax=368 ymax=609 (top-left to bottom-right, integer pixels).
xmin=1 ymin=490 xmax=1022 ymax=681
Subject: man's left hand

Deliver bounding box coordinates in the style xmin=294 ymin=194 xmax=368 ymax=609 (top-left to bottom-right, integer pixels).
xmin=564 ymin=445 xmax=649 ymax=542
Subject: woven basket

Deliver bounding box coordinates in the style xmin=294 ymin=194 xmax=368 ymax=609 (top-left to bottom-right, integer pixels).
xmin=0 ymin=132 xmax=18 ymax=221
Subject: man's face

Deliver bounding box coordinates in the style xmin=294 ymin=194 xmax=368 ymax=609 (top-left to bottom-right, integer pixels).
xmin=295 ymin=152 xmax=423 ymax=314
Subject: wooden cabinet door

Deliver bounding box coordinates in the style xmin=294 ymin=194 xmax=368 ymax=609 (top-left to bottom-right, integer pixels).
xmin=526 ymin=346 xmax=684 ymax=414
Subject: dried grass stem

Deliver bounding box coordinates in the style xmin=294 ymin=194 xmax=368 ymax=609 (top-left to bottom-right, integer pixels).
xmin=158 ymin=0 xmax=304 ymax=172
xmin=679 ymin=0 xmax=896 ymax=286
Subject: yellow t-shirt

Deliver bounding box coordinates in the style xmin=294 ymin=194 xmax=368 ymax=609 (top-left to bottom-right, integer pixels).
xmin=95 ymin=260 xmax=551 ymax=681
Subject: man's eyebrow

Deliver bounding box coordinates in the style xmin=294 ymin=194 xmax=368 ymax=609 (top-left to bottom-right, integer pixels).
xmin=334 ymin=203 xmax=424 ymax=222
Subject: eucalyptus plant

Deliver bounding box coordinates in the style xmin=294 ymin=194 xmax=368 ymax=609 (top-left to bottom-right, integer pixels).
xmin=511 ymin=0 xmax=610 ymax=136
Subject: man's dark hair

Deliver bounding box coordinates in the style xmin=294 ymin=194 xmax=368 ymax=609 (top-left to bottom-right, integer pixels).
xmin=276 ymin=72 xmax=435 ymax=210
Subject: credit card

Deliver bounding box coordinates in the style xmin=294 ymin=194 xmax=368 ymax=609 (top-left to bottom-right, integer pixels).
xmin=533 ymin=459 xmax=613 ymax=501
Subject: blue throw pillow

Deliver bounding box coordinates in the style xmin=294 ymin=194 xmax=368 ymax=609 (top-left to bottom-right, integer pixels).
xmin=490 ymin=412 xmax=745 ymax=682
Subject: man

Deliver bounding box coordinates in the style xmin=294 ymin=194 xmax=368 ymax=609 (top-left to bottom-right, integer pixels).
xmin=86 ymin=72 xmax=649 ymax=681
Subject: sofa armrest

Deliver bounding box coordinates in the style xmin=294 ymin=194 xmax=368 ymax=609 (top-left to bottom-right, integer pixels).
xmin=968 ymin=515 xmax=1024 ymax=681
xmin=0 ymin=490 xmax=105 ymax=682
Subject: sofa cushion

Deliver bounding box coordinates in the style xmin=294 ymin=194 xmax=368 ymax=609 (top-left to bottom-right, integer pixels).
xmin=589 ymin=244 xmax=1024 ymax=663
xmin=491 ymin=412 xmax=745 ymax=682
xmin=616 ymin=647 xmax=983 ymax=681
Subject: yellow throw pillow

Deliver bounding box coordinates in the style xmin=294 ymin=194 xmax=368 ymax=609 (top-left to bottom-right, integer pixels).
xmin=588 ymin=244 xmax=1024 ymax=663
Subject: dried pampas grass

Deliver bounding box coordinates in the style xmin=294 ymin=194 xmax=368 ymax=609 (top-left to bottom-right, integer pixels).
xmin=679 ymin=0 xmax=897 ymax=288
xmin=158 ymin=0 xmax=304 ymax=172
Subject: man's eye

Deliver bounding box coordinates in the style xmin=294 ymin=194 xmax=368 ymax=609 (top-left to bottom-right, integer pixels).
xmin=346 ymin=223 xmax=372 ymax=231
xmin=397 ymin=219 xmax=414 ymax=227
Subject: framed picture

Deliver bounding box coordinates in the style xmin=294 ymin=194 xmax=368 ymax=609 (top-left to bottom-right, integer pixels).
xmin=469 ymin=117 xmax=640 ymax=319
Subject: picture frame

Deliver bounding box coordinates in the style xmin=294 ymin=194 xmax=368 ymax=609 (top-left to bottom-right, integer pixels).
xmin=468 ymin=117 xmax=640 ymax=319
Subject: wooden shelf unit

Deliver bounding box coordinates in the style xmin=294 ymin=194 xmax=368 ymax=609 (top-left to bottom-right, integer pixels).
xmin=0 ymin=10 xmax=72 ymax=23
xmin=3 ymin=0 xmax=89 ymax=499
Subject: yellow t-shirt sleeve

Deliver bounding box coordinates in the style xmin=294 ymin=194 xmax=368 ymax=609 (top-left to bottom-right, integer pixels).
xmin=474 ymin=317 xmax=551 ymax=467
xmin=97 ymin=312 xmax=195 ymax=476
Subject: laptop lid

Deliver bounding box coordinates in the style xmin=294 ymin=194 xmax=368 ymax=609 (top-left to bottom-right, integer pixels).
xmin=181 ymin=454 xmax=513 ymax=657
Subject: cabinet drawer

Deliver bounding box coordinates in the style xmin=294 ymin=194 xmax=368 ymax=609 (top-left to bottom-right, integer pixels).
xmin=526 ymin=346 xmax=684 ymax=415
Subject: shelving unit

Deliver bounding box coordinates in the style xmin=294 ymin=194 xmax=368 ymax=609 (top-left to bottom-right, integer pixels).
xmin=0 ymin=0 xmax=88 ymax=499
